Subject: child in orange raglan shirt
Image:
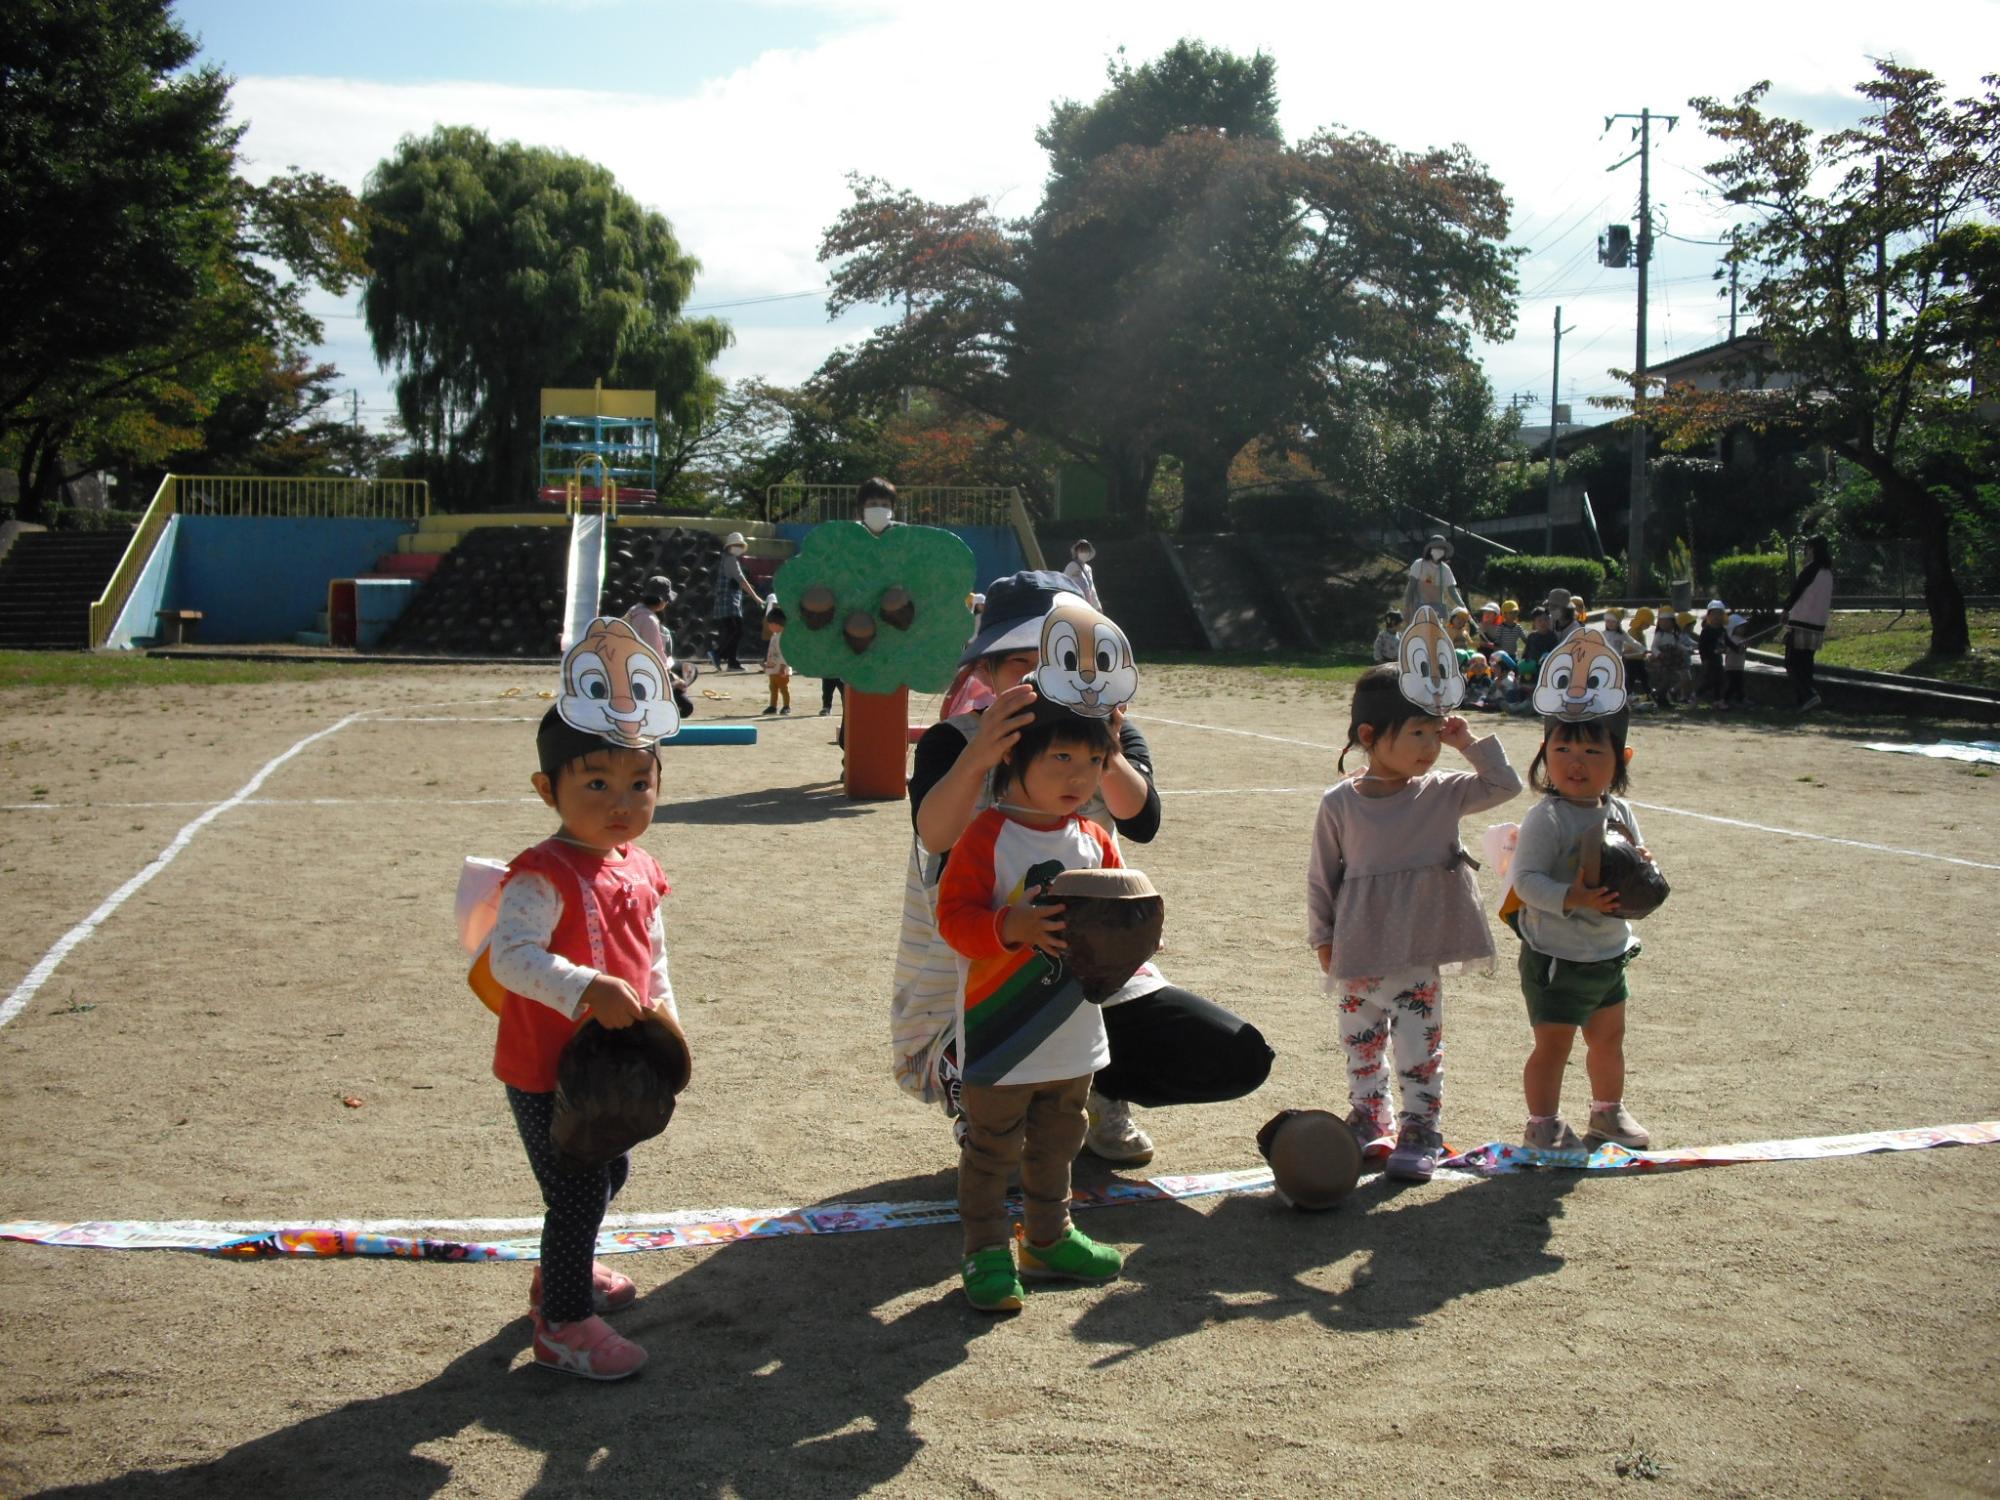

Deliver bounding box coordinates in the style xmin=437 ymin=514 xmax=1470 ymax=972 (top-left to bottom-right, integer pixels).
xmin=936 ymin=700 xmax=1129 ymax=1313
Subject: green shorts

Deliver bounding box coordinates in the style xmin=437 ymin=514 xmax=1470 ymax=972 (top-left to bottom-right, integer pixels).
xmin=1518 ymin=940 xmax=1637 ymax=1027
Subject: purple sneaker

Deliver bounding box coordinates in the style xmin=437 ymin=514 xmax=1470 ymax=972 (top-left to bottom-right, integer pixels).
xmin=1344 ymin=1110 xmax=1395 ymax=1163
xmin=1385 ymin=1123 xmax=1442 ymax=1183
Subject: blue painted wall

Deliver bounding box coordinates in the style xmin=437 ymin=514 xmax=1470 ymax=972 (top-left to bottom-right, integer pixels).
xmin=770 ymin=522 xmax=1028 ymax=593
xmin=168 ymin=517 xmax=414 ymax=642
xmin=105 ymin=514 xmax=183 ymax=649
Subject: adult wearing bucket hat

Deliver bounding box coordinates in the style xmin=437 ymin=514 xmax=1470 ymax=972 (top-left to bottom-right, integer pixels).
xmin=708 ymin=532 xmax=765 ymax=672
xmin=1402 ymin=533 xmax=1467 ymax=620
xmin=892 ymin=571 xmax=1274 ymax=1166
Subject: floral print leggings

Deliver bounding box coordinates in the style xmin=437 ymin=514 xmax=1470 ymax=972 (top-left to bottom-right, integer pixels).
xmin=1335 ymin=966 xmax=1444 ymax=1135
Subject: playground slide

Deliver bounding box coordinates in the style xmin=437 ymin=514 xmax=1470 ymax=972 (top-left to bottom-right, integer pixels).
xmin=560 ymin=512 xmax=607 ymax=653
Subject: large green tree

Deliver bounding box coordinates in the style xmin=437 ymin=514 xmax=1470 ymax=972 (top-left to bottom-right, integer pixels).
xmin=817 ymin=40 xmax=1518 ymax=531
xmin=361 ymin=128 xmax=730 ymax=508
xmin=1637 ymin=64 xmax=2000 ymax=655
xmin=0 ymin=1 xmax=366 ymax=514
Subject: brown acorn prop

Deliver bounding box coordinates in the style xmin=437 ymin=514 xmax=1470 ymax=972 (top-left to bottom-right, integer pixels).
xmin=843 ymin=611 xmax=877 ymax=654
xmin=549 ymin=1012 xmax=692 ymax=1172
xmin=800 ymin=585 xmax=837 ymax=629
xmin=1040 ymin=868 xmax=1164 ymax=1002
xmin=1599 ymin=823 xmax=1670 ymax=919
xmin=1256 ymin=1108 xmax=1362 ymax=1210
xmin=879 ymin=586 xmax=916 ymax=630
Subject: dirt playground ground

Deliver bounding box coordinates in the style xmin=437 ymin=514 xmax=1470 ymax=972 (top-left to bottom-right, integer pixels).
xmin=0 ymin=663 xmax=1995 ymax=1498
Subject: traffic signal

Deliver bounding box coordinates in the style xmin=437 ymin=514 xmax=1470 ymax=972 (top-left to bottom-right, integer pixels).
xmin=1598 ymin=224 xmax=1632 ymax=268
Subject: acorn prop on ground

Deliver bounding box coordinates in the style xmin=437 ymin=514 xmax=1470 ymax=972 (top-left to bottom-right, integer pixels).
xmin=1039 ymin=867 xmax=1165 ymax=1002
xmin=549 ymin=1013 xmax=692 ymax=1172
xmin=772 ymin=521 xmax=975 ymax=799
xmin=1256 ymin=1109 xmax=1363 ymax=1210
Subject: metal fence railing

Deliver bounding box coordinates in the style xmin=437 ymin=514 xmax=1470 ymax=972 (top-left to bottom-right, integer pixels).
xmin=172 ymin=475 xmax=431 ymax=519
xmin=764 ymin=484 xmax=1045 ymax=569
xmin=1790 ymin=538 xmax=2000 ymax=608
xmin=87 ymin=473 xmax=434 ymax=647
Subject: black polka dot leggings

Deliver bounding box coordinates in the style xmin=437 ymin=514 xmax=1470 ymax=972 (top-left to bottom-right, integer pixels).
xmin=505 ymin=1085 xmax=630 ymax=1324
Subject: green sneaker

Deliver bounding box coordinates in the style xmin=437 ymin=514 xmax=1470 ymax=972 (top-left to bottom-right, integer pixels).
xmin=1016 ymin=1224 xmax=1123 ymax=1284
xmin=960 ymin=1246 xmax=1024 ymax=1312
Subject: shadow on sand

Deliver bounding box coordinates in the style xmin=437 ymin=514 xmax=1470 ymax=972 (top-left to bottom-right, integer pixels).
xmin=38 ymin=1173 xmax=986 ymax=1500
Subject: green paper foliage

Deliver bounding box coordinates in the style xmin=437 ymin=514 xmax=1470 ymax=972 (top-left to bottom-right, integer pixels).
xmin=772 ymin=522 xmax=975 ymax=694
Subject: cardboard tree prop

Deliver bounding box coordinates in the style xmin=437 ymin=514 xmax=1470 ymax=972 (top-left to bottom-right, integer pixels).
xmin=773 ymin=521 xmax=974 ymax=798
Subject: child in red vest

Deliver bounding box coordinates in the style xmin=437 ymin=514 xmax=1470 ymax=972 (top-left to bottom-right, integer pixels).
xmin=487 ymin=708 xmax=689 ymax=1380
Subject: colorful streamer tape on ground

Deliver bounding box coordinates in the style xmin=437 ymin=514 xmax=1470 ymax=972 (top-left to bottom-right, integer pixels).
xmin=3 ymin=1122 xmax=1992 ymax=1263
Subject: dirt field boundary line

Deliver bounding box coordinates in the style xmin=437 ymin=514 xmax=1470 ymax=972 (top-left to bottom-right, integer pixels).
xmin=0 ymin=712 xmax=370 ymax=1029
xmin=1626 ymin=800 xmax=2000 ymax=873
xmin=6 ymin=1123 xmax=1997 ymax=1259
xmin=1141 ymin=711 xmax=2000 ymax=874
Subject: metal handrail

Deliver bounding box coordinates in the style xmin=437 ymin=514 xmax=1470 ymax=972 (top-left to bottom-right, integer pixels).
xmin=88 ymin=474 xmax=179 ymax=648
xmin=170 ymin=475 xmax=431 ymax=519
xmin=764 ymin=484 xmax=1023 ymax=530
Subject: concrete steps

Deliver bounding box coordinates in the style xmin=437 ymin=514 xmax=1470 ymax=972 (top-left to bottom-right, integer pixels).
xmin=0 ymin=530 xmax=136 ymax=648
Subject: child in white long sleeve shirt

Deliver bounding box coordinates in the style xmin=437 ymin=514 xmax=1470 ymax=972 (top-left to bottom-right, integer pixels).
xmin=486 ymin=708 xmax=690 ymax=1381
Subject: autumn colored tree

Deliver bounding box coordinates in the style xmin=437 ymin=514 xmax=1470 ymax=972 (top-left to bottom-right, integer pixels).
xmin=362 ymin=128 xmax=730 ymax=508
xmin=817 ymin=40 xmax=1517 ymax=532
xmin=1631 ymin=64 xmax=2000 ymax=656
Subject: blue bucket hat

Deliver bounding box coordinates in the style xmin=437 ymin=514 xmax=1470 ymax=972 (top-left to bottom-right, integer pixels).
xmin=958 ymin=570 xmax=1084 ymax=665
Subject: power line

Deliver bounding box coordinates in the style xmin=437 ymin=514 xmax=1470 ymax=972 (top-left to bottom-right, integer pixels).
xmin=680 ymin=290 xmax=820 ymax=312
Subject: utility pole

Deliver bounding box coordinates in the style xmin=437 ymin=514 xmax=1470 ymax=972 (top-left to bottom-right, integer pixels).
xmin=1605 ymin=106 xmax=1676 ymax=593
xmin=1874 ymin=156 xmax=1889 ymax=348
xmin=1547 ymin=305 xmax=1575 ymax=553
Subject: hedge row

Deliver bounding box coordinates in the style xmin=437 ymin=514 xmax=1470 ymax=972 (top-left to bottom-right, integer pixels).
xmin=1478 ymin=555 xmax=1607 ymax=607
xmin=1708 ymin=552 xmax=1789 ymax=608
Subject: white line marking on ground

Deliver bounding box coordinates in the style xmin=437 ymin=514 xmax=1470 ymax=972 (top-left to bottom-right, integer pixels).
xmin=1158 ymin=787 xmax=1312 ymax=797
xmin=1134 ymin=714 xmax=1341 ymax=753
xmin=1 ymin=713 xmax=366 ymax=1028
xmin=1627 ymin=801 xmax=2000 ymax=872
xmin=1139 ymin=710 xmax=1998 ymax=873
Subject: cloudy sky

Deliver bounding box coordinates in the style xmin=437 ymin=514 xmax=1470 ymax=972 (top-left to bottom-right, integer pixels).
xmin=176 ymin=0 xmax=1994 ymax=440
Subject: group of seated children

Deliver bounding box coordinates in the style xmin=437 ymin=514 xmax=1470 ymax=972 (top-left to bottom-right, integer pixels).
xmin=1375 ymin=592 xmax=1754 ymax=712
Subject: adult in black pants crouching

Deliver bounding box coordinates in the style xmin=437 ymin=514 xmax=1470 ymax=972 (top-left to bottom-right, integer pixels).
xmin=890 ymin=571 xmax=1273 ymax=1165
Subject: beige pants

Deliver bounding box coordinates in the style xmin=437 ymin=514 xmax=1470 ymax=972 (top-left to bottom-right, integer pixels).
xmin=958 ymin=1075 xmax=1091 ymax=1255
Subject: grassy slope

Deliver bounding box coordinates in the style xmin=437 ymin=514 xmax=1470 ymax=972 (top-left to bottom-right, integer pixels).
xmin=0 ymin=652 xmax=385 ymax=691
xmin=1811 ymin=610 xmax=2000 ymax=689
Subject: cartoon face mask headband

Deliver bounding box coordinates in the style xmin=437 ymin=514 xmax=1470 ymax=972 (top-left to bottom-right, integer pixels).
xmin=1031 ymin=598 xmax=1137 ymax=719
xmin=556 ymin=617 xmax=681 ymax=747
xmin=1396 ymin=606 xmax=1465 ymax=715
xmin=1531 ymin=630 xmax=1629 ymax=721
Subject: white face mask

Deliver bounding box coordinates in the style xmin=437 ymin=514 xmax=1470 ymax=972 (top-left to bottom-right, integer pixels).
xmin=1428 ymin=548 xmax=1445 ymax=562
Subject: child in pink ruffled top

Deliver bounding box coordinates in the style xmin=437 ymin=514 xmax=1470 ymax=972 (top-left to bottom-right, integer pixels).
xmin=1305 ymin=664 xmax=1522 ymax=1182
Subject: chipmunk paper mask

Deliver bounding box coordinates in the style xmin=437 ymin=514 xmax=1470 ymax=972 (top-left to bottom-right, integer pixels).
xmin=1531 ymin=630 xmax=1629 ymax=721
xmin=1031 ymin=599 xmax=1137 ymax=719
xmin=1397 ymin=607 xmax=1465 ymax=714
xmin=556 ymin=617 xmax=681 ymax=747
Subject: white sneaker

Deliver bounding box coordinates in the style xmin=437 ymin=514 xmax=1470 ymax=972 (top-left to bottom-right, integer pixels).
xmin=1084 ymin=1090 xmax=1155 ymax=1166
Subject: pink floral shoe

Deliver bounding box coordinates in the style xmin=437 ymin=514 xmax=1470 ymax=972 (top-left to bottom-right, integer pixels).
xmin=528 ymin=1262 xmax=638 ymax=1316
xmin=531 ymin=1314 xmax=648 ymax=1381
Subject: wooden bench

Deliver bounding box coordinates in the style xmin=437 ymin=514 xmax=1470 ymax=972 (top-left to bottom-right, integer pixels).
xmin=155 ymin=609 xmax=204 ymax=645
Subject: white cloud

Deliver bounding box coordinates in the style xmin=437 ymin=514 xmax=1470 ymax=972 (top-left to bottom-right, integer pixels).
xmin=229 ymin=0 xmax=1995 ymax=427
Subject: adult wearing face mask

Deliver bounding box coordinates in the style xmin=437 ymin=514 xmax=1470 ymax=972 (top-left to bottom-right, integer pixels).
xmin=708 ymin=532 xmax=765 ymax=672
xmin=1402 ymin=533 xmax=1467 ymax=621
xmin=1063 ymin=539 xmax=1102 ymax=610
xmin=891 ymin=571 xmax=1274 ymax=1167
